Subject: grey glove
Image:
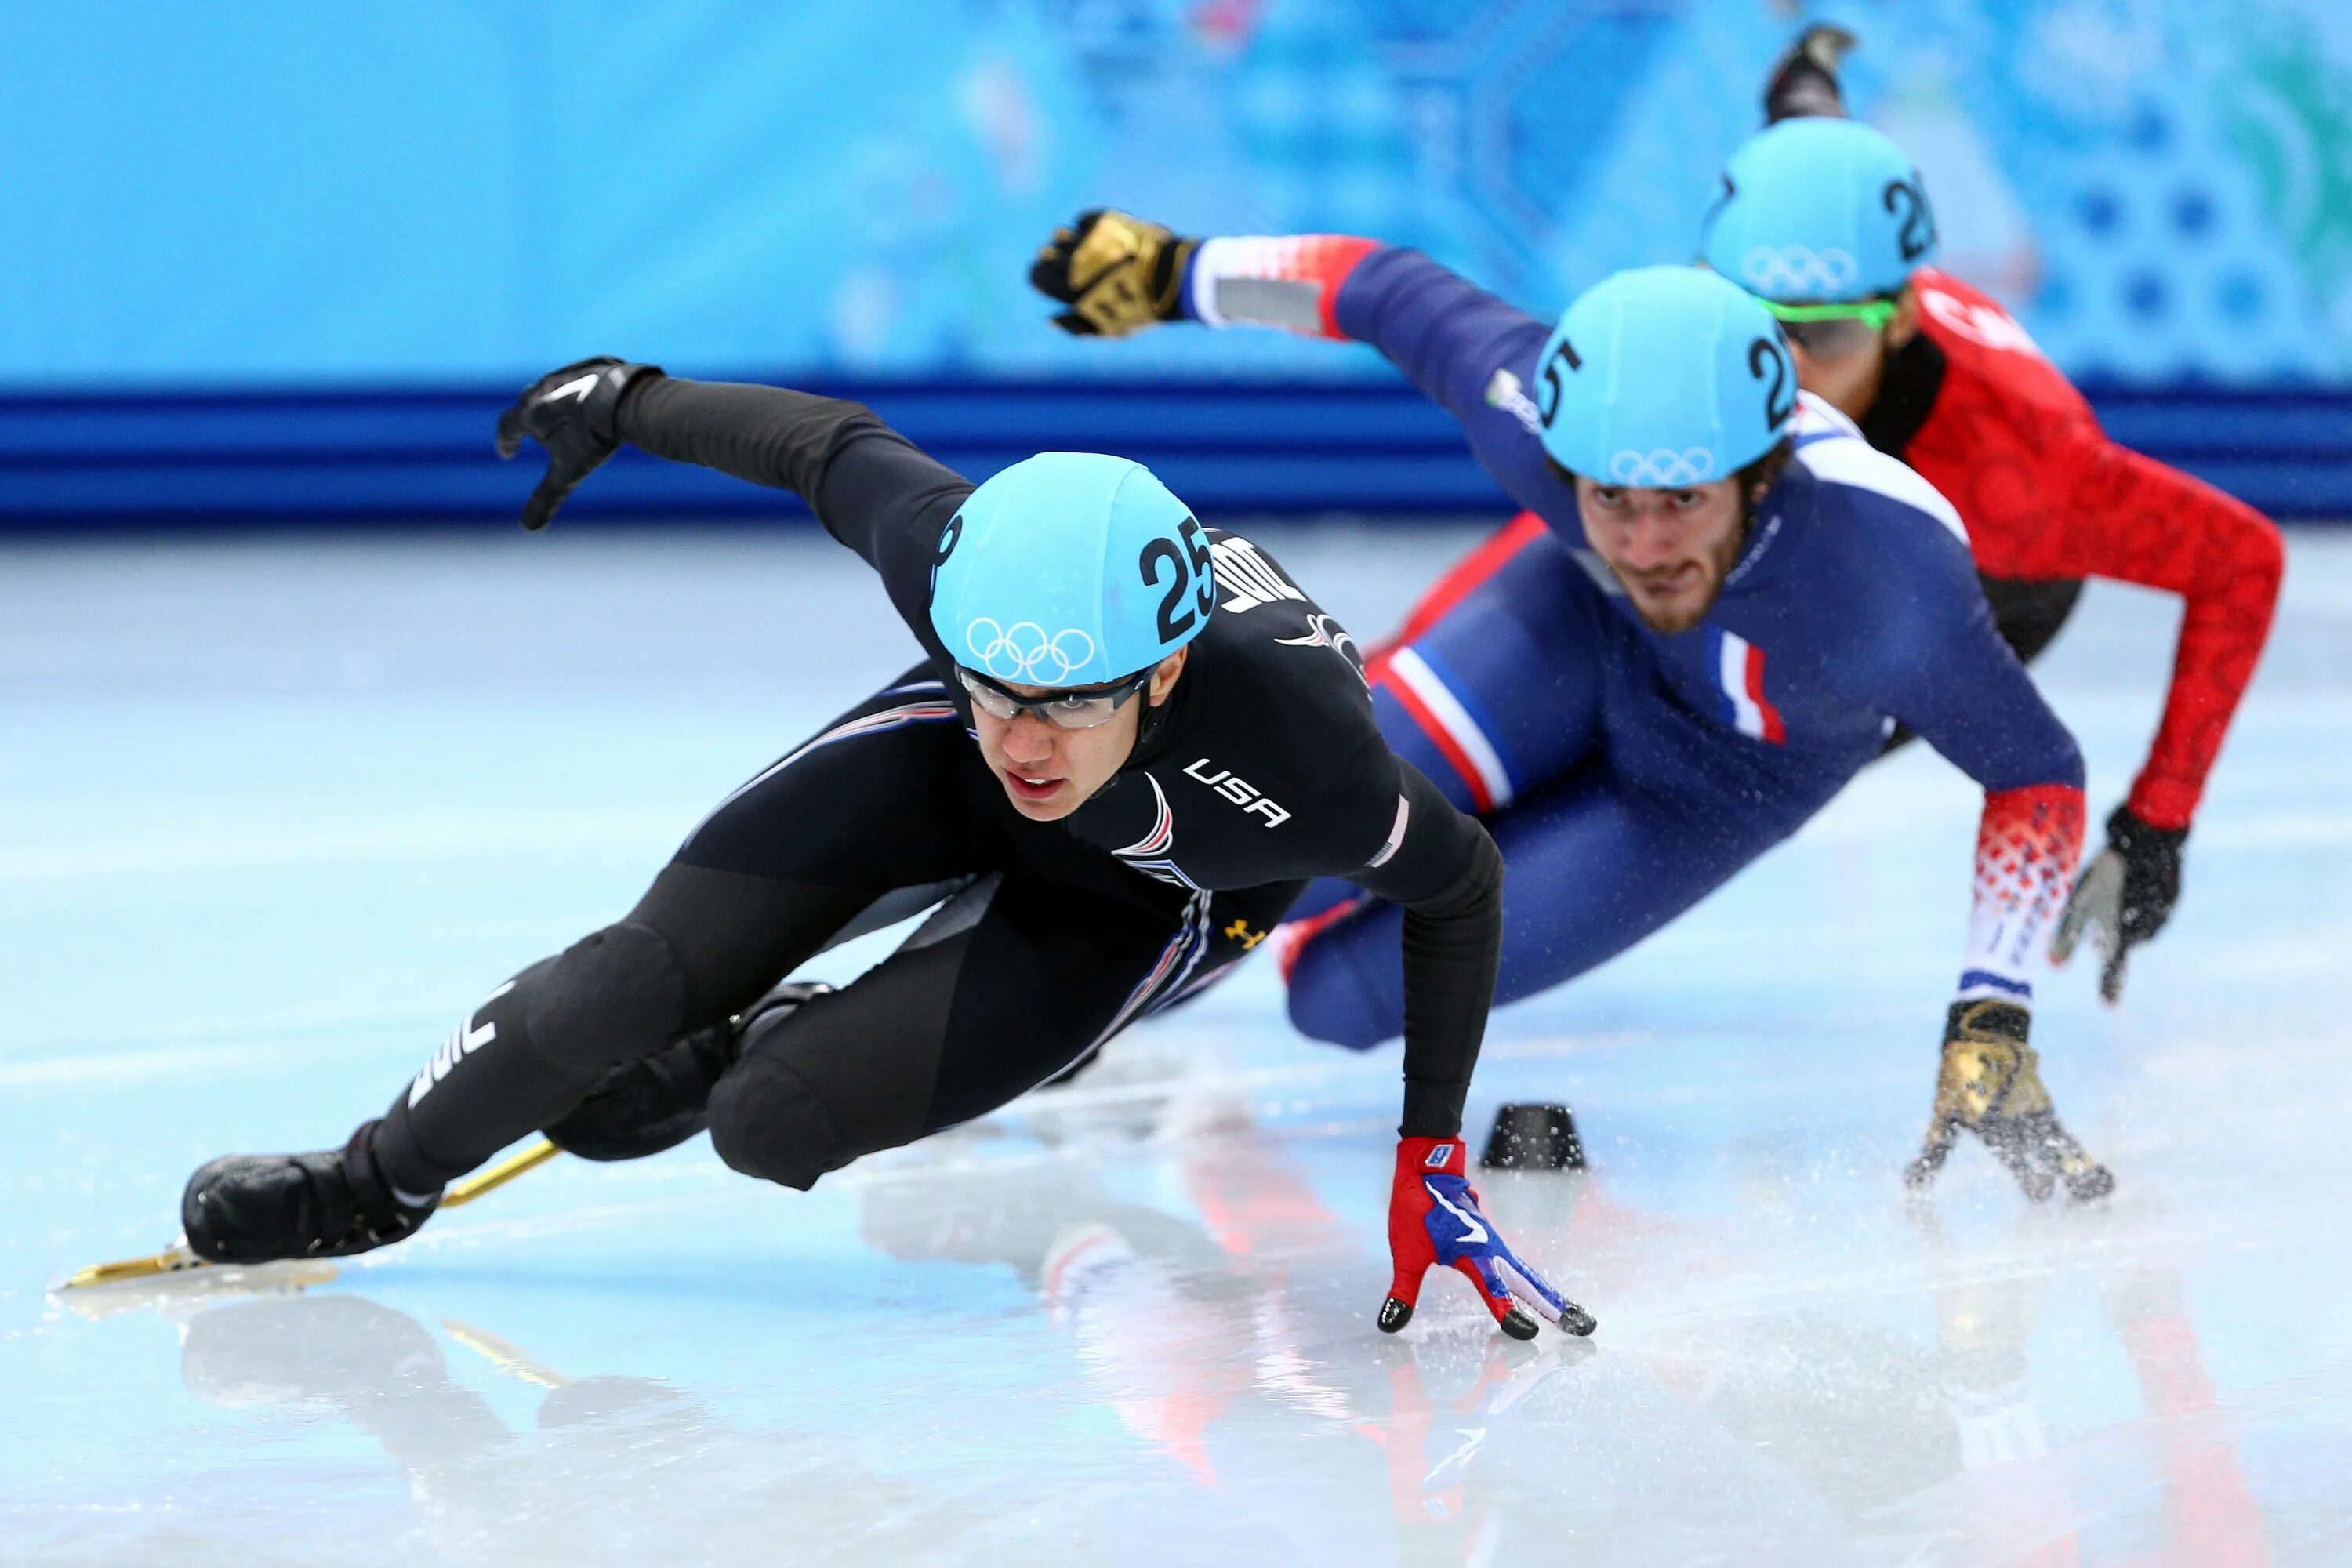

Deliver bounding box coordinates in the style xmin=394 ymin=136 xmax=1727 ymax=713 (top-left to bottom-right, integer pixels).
xmin=2053 ymin=804 xmax=2187 ymax=1003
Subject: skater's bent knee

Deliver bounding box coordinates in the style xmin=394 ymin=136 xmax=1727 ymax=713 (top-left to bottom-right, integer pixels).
xmin=524 ymin=920 xmax=690 ymax=1073
xmin=706 ymin=1057 xmax=844 ymax=1191
xmin=1286 ymin=946 xmax=1402 ymax=1051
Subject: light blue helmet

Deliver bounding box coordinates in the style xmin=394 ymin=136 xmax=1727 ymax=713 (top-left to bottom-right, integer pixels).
xmin=928 ymin=452 xmax=1213 ymax=688
xmin=1533 ymin=265 xmax=1798 ymax=486
xmin=1698 ymin=118 xmax=1937 ymax=302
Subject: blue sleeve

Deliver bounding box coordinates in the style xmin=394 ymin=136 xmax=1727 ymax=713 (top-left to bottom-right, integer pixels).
xmin=1840 ymin=498 xmax=2084 ymax=792
xmin=1330 ymin=248 xmax=1583 ymax=528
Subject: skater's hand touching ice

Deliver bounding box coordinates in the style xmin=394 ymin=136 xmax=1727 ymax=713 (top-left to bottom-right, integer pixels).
xmin=1905 ymin=1001 xmax=2114 ymax=1203
xmin=495 ymin=357 xmax=662 ymax=529
xmin=1381 ymin=1136 xmax=1595 ymax=1340
xmin=2052 ymin=805 xmax=2186 ymax=1004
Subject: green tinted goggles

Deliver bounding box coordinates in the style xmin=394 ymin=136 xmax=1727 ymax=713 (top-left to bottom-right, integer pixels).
xmin=1759 ymin=296 xmax=1898 ymax=358
xmin=1760 ymin=297 xmax=1900 ymax=328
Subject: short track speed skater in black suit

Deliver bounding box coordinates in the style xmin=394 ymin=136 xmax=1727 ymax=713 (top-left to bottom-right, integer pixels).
xmin=175 ymin=358 xmax=1595 ymax=1340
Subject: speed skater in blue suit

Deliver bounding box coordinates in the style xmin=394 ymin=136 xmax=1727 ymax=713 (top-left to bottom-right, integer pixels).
xmin=1032 ymin=212 xmax=2113 ymax=1203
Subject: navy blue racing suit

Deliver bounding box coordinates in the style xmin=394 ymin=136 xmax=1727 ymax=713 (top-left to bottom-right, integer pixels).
xmin=1178 ymin=241 xmax=2087 ymax=1047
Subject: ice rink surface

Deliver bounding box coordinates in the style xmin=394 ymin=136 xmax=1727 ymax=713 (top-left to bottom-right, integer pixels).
xmin=3 ymin=521 xmax=2348 ymax=1566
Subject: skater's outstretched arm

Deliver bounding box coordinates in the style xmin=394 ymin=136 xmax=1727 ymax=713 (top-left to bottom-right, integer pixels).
xmin=1843 ymin=489 xmax=2087 ymax=1014
xmin=1316 ymin=750 xmax=1595 ymax=1340
xmin=1327 ymin=753 xmax=1502 ymax=1142
xmin=497 ymin=358 xmax=977 ymax=655
xmin=1829 ymin=477 xmax=2110 ymax=1203
xmin=1030 ymin=212 xmax=1577 ymax=528
xmin=1949 ymin=389 xmax=2282 ymax=992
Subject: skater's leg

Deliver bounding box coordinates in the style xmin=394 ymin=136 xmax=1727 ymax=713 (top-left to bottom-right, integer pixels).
xmin=1283 ymin=525 xmax=1613 ymax=929
xmin=1364 ymin=511 xmax=1552 ymax=666
xmin=185 ymin=675 xmax=985 ymax=1261
xmin=1367 ymin=523 xmax=1610 ymax=816
xmin=1288 ymin=775 xmax=1804 ymax=1048
xmin=705 ymin=874 xmax=1283 ymax=1189
xmin=374 ymin=676 xmax=982 ymax=1191
xmin=1982 ymin=573 xmax=2085 ymax=666
xmin=372 ymin=863 xmax=879 ymax=1192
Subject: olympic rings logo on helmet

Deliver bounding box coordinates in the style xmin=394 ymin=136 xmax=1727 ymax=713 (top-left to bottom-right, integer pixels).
xmin=1607 ymin=448 xmax=1717 ymax=487
xmin=1741 ymin=245 xmax=1859 ymax=296
xmin=964 ymin=617 xmax=1099 ymax=684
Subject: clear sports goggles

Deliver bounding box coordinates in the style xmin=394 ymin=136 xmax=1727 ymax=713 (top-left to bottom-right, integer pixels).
xmin=1762 ymin=296 xmax=1899 ymax=359
xmin=956 ymin=664 xmax=1154 ymax=730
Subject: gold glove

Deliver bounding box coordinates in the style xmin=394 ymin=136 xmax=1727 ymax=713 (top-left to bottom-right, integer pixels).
xmin=1029 ymin=209 xmax=1200 ymax=337
xmin=1906 ymin=1000 xmax=2113 ymax=1203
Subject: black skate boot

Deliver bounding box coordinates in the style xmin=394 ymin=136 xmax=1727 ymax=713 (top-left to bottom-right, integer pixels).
xmin=543 ymin=982 xmax=833 ymax=1161
xmin=183 ymin=1118 xmax=436 ymax=1265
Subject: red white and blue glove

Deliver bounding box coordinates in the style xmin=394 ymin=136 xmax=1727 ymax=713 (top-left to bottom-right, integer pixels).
xmin=1381 ymin=1137 xmax=1596 ymax=1340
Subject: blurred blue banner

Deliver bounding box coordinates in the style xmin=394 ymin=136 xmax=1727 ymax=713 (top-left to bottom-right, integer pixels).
xmin=2 ymin=2 xmax=2348 ymax=521
xmin=8 ymin=0 xmax=2352 ymax=387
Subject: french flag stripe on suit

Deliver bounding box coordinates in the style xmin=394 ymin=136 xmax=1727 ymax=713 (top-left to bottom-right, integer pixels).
xmin=1717 ymin=630 xmax=1786 ymax=745
xmin=1385 ymin=645 xmax=1515 ymax=812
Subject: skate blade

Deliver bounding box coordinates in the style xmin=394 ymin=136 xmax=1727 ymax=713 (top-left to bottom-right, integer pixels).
xmin=58 ymin=1238 xmax=209 ymax=1290
xmin=52 ymin=1241 xmax=338 ymax=1319
xmin=442 ymin=1137 xmax=561 ymax=1208
xmin=51 ymin=1138 xmax=556 ymax=1304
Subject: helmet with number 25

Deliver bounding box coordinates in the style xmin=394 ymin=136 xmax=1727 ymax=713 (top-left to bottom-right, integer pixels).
xmin=1699 ymin=118 xmax=1939 ymax=304
xmin=1534 ymin=265 xmax=1798 ymax=488
xmin=930 ymin=452 xmax=1214 ymax=690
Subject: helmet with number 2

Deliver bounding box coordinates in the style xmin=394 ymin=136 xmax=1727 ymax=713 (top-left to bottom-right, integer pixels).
xmin=1699 ymin=118 xmax=1938 ymax=303
xmin=929 ymin=452 xmax=1214 ymax=690
xmin=1534 ymin=265 xmax=1797 ymax=488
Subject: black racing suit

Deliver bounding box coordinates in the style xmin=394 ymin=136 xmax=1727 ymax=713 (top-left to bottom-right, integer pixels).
xmin=372 ymin=378 xmax=1502 ymax=1196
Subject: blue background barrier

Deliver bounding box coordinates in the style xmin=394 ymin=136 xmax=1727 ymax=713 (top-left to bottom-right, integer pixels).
xmin=4 ymin=2 xmax=2349 ymax=525
xmin=7 ymin=379 xmax=2347 ymax=528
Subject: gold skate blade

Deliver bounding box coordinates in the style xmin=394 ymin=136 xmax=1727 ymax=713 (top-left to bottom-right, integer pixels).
xmin=441 ymin=1138 xmax=561 ymax=1209
xmin=53 ymin=1245 xmax=339 ymax=1319
xmin=60 ymin=1239 xmax=208 ymax=1290
xmin=55 ymin=1135 xmax=555 ymax=1298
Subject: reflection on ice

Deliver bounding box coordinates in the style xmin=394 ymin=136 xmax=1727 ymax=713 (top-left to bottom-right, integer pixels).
xmin=4 ymin=530 xmax=2350 ymax=1563
xmin=179 ymin=1294 xmax=985 ymax=1565
xmin=34 ymin=1121 xmax=2321 ymax=1567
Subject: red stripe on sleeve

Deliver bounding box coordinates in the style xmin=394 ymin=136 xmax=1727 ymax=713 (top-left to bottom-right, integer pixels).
xmin=1304 ymin=236 xmax=1380 ymax=339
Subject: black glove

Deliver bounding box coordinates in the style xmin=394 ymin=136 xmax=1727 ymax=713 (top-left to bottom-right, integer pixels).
xmin=1905 ymin=1001 xmax=2113 ymax=1203
xmin=2052 ymin=805 xmax=2187 ymax=1004
xmin=1030 ymin=209 xmax=1200 ymax=337
xmin=494 ymin=357 xmax=662 ymax=530
xmin=1762 ymin=23 xmax=1856 ymax=123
